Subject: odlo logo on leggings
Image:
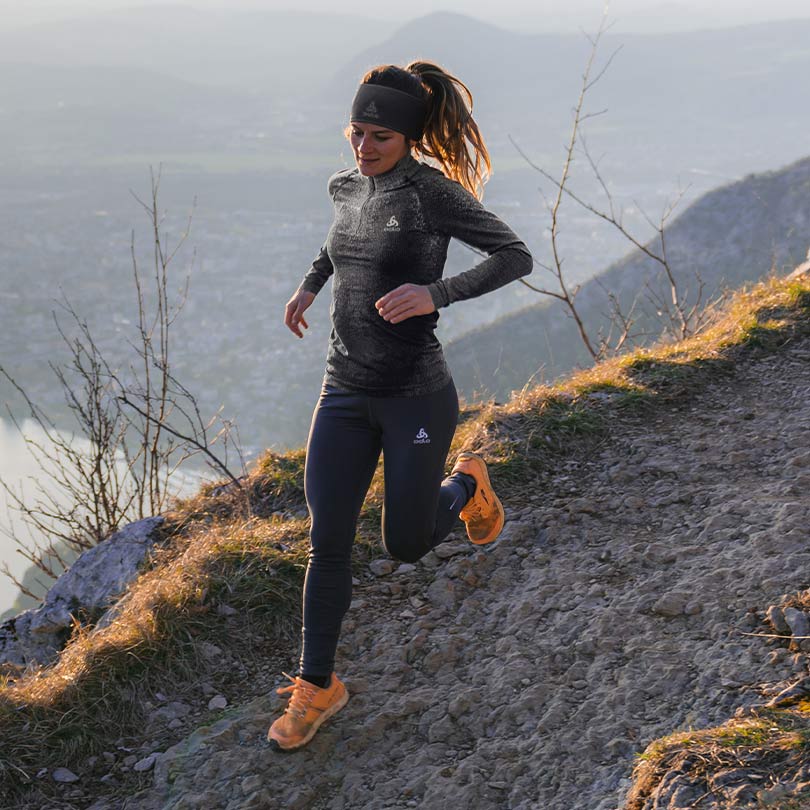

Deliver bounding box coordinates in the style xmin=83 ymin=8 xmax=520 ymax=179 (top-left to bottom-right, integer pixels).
xmin=413 ymin=427 xmax=431 ymax=444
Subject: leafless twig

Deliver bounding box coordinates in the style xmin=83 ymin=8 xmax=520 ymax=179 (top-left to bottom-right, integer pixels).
xmin=0 ymin=167 xmax=244 ymax=599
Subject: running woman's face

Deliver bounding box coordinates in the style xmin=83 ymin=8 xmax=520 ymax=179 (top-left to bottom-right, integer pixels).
xmin=349 ymin=122 xmax=411 ymax=176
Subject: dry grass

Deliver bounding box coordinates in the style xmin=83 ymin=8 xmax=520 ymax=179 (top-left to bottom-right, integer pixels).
xmin=450 ymin=273 xmax=810 ymax=500
xmin=1 ymin=272 xmax=809 ymax=806
xmin=626 ymin=705 xmax=810 ymax=809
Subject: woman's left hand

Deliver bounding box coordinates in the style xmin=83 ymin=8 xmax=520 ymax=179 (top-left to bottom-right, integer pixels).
xmin=375 ymin=284 xmax=436 ymax=324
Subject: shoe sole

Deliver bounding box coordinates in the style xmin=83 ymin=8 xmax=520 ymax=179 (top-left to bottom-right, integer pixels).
xmin=457 ymin=452 xmax=505 ymax=545
xmin=267 ymin=687 xmax=349 ymax=752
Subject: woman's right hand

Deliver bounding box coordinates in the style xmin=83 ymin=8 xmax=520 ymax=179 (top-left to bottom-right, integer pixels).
xmin=284 ymin=288 xmax=316 ymax=338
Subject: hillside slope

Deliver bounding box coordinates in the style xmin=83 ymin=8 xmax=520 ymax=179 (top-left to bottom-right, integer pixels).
xmin=122 ymin=285 xmax=810 ymax=810
xmin=3 ymin=272 xmax=810 ymax=809
xmin=447 ymin=154 xmax=810 ymax=402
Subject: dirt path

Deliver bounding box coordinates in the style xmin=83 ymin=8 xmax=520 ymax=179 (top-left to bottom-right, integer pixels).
xmin=86 ymin=336 xmax=810 ymax=810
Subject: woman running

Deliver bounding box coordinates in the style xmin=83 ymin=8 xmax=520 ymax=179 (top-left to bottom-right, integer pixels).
xmin=268 ymin=60 xmax=533 ymax=751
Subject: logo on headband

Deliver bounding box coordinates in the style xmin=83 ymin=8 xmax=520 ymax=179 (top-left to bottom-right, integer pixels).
xmin=362 ymin=101 xmax=380 ymax=119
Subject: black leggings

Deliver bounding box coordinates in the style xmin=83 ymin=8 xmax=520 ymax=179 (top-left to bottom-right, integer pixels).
xmin=299 ymin=376 xmax=471 ymax=678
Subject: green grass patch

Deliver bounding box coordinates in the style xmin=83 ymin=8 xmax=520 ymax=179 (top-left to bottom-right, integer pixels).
xmin=715 ymin=721 xmax=772 ymax=748
xmin=626 ymin=706 xmax=810 ymax=809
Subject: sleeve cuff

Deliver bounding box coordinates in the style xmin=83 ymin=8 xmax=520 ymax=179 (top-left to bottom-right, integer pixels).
xmin=427 ymin=280 xmax=450 ymax=309
xmin=299 ymin=279 xmax=322 ymax=295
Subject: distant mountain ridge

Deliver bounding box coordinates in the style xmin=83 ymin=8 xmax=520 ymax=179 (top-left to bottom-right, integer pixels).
xmin=0 ymin=8 xmax=391 ymax=98
xmin=323 ymin=12 xmax=810 ymax=143
xmin=445 ymin=154 xmax=810 ymax=401
xmin=3 ymin=10 xmax=810 ymax=184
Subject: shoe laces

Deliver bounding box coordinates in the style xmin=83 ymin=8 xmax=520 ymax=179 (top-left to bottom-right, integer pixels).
xmin=277 ymin=671 xmax=318 ymax=719
xmin=463 ymin=488 xmax=491 ymax=523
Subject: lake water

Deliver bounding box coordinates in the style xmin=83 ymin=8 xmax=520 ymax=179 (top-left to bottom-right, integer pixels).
xmin=0 ymin=416 xmax=210 ymax=619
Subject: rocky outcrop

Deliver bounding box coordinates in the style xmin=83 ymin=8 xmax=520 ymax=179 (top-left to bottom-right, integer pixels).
xmin=0 ymin=516 xmax=163 ymax=669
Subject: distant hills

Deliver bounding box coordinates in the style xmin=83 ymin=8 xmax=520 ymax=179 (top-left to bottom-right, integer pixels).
xmin=445 ymin=154 xmax=810 ymax=401
xmin=324 ymin=12 xmax=810 ymax=156
xmin=2 ymin=10 xmax=810 ymax=175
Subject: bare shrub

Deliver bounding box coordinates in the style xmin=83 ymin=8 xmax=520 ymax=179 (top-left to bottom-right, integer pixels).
xmin=0 ymin=166 xmax=245 ymax=598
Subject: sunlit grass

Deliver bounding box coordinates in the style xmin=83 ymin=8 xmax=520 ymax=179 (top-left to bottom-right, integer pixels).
xmin=628 ymin=706 xmax=810 ymax=809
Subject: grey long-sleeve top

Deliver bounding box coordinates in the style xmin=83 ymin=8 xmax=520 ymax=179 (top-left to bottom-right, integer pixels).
xmin=298 ymin=151 xmax=534 ymax=397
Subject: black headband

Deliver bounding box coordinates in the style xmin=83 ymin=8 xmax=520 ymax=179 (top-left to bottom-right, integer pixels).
xmin=350 ymin=83 xmax=428 ymax=141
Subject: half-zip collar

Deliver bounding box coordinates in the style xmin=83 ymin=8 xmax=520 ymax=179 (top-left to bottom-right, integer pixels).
xmin=360 ymin=151 xmax=421 ymax=192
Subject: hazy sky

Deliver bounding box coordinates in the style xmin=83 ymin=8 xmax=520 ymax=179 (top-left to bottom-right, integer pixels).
xmin=2 ymin=0 xmax=810 ymax=32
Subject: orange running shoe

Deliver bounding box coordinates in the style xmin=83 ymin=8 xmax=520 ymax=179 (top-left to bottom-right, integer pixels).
xmin=267 ymin=672 xmax=348 ymax=751
xmin=451 ymin=451 xmax=505 ymax=545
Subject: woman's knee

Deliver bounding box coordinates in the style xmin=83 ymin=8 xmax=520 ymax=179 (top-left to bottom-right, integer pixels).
xmin=308 ymin=515 xmax=355 ymax=564
xmin=382 ymin=522 xmax=432 ymax=564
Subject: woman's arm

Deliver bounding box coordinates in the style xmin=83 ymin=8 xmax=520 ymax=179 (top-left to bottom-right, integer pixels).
xmin=284 ymin=244 xmax=331 ymax=338
xmin=295 ymin=167 xmax=352 ymax=296
xmin=285 ymin=169 xmax=351 ymax=336
xmin=298 ymin=242 xmax=334 ymax=296
xmin=421 ymin=175 xmax=534 ymax=309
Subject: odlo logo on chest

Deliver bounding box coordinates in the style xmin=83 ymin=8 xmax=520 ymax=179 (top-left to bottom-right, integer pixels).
xmin=384 ymin=215 xmax=400 ymax=232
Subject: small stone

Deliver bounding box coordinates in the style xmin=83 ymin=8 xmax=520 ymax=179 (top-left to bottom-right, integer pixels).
xmin=652 ymin=592 xmax=689 ymax=618
xmin=241 ymin=774 xmax=263 ymax=796
xmin=122 ymin=754 xmax=137 ymax=767
xmin=370 ymin=559 xmax=396 ymax=576
xmin=767 ymin=605 xmax=791 ymax=634
xmin=396 ymin=563 xmax=417 ymax=575
xmin=167 ymin=701 xmax=191 ymax=718
xmin=420 ymin=551 xmax=441 ymax=568
xmin=783 ymin=607 xmax=810 ymax=640
xmin=426 ymin=577 xmax=456 ymax=609
xmin=433 ymin=541 xmax=467 ymax=559
xmin=216 ymin=603 xmax=238 ymax=617
xmin=133 ymin=754 xmax=157 ymax=772
xmin=567 ymin=497 xmax=598 ymax=515
xmin=208 ymin=695 xmax=228 ymax=711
